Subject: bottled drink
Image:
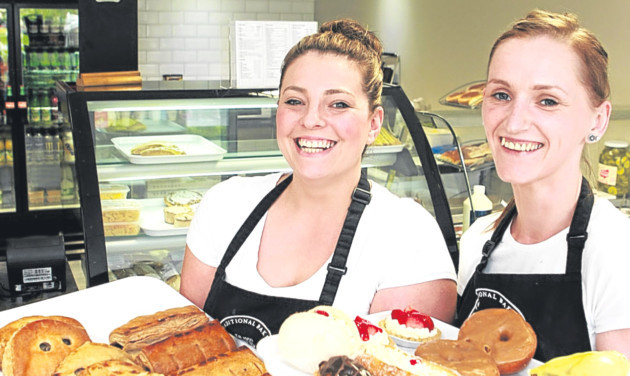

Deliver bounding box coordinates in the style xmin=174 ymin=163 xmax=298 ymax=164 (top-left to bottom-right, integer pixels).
xmin=17 ymin=85 xmax=27 ymax=125
xmin=61 ymin=165 xmax=76 ymax=204
xmin=62 ymin=129 xmax=75 ymax=163
xmin=41 ymin=90 xmax=52 ymax=125
xmin=51 ymin=90 xmax=59 ymax=123
xmin=32 ymin=128 xmax=45 ymax=164
xmin=5 ymin=133 xmax=13 ymax=166
xmin=462 ymin=185 xmax=493 ymax=232
xmin=24 ymin=127 xmax=34 ymax=163
xmin=5 ymin=85 xmax=14 ymax=111
xmin=598 ymin=140 xmax=630 ymax=198
xmin=43 ymin=128 xmax=56 ymax=163
xmin=0 ymin=132 xmax=5 ymax=166
xmin=29 ymin=89 xmax=41 ymax=124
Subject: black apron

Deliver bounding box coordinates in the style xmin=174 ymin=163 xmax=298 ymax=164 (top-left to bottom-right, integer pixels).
xmin=457 ymin=177 xmax=593 ymax=362
xmin=204 ymin=171 xmax=372 ymax=346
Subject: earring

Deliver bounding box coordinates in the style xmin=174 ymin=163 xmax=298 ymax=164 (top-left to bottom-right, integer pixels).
xmin=588 ymin=134 xmax=598 ymax=143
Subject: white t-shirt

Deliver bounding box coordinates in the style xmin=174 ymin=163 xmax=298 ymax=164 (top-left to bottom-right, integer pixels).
xmin=187 ymin=173 xmax=456 ymax=317
xmin=458 ymin=198 xmax=630 ymax=350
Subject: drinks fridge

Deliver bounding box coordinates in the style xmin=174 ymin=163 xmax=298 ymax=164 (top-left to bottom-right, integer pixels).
xmin=0 ymin=1 xmax=81 ymax=240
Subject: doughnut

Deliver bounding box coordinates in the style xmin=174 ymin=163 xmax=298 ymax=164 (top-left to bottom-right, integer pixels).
xmin=458 ymin=308 xmax=537 ymax=374
xmin=414 ymin=339 xmax=499 ymax=376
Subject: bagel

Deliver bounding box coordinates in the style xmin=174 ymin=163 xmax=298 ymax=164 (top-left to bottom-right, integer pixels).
xmin=414 ymin=339 xmax=499 ymax=376
xmin=458 ymin=308 xmax=537 ymax=374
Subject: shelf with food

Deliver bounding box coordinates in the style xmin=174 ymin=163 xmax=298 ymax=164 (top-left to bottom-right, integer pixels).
xmin=439 ymin=81 xmax=486 ymax=110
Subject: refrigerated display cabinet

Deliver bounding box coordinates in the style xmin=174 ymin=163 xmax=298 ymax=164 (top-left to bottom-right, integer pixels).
xmin=0 ymin=1 xmax=81 ymax=242
xmin=59 ymin=81 xmax=459 ymax=287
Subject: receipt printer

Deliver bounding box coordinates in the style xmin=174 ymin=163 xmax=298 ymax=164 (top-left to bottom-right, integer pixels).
xmin=6 ymin=233 xmax=66 ymax=294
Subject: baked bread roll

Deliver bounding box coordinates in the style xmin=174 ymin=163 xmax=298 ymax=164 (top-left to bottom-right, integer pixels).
xmin=135 ymin=321 xmax=237 ymax=375
xmin=2 ymin=318 xmax=90 ymax=376
xmin=78 ymin=359 xmax=163 ymax=376
xmin=414 ymin=339 xmax=499 ymax=376
xmin=0 ymin=315 xmax=85 ymax=371
xmin=53 ymin=342 xmax=134 ymax=376
xmin=174 ymin=346 xmax=266 ymax=376
xmin=0 ymin=315 xmax=45 ymax=370
xmin=458 ymin=308 xmax=537 ymax=375
xmin=174 ymin=213 xmax=194 ymax=227
xmin=109 ymin=305 xmax=209 ymax=352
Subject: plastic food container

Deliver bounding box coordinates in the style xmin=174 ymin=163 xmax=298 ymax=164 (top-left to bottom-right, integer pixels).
xmin=101 ymin=199 xmax=141 ymax=223
xmin=104 ymin=222 xmax=141 ymax=237
xmin=99 ymin=183 xmax=130 ymax=200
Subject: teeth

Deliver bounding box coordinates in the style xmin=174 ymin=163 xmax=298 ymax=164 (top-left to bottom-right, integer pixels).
xmin=501 ymin=137 xmax=542 ymax=152
xmin=296 ymin=138 xmax=336 ymax=153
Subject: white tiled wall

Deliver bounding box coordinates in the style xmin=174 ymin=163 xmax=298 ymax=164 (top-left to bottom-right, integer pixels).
xmin=137 ymin=0 xmax=315 ymax=81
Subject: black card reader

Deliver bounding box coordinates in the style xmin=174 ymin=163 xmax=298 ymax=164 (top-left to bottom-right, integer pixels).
xmin=6 ymin=233 xmax=66 ymax=295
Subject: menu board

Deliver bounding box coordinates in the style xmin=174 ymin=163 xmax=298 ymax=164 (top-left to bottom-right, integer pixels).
xmin=231 ymin=20 xmax=317 ymax=88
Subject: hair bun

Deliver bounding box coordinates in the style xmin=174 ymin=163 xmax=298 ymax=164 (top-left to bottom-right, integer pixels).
xmin=319 ymin=18 xmax=383 ymax=57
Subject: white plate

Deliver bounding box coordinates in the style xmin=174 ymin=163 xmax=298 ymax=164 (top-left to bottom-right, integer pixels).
xmin=140 ymin=199 xmax=193 ymax=237
xmin=111 ymin=134 xmax=226 ymax=165
xmin=256 ymin=311 xmax=542 ymax=376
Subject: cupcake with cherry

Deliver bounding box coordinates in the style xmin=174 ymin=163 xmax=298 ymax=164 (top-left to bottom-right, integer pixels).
xmin=379 ymin=307 xmax=441 ymax=344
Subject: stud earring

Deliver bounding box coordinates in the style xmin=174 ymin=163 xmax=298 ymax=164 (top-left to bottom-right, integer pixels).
xmin=588 ymin=134 xmax=598 ymax=143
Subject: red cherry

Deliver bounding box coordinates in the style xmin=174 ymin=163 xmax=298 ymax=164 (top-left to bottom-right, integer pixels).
xmin=315 ymin=310 xmax=329 ymax=317
xmin=354 ymin=316 xmax=383 ymax=341
xmin=410 ymin=358 xmax=420 ymax=366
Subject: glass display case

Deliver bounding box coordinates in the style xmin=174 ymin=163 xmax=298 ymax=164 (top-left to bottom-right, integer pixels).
xmin=59 ymin=81 xmax=458 ymax=287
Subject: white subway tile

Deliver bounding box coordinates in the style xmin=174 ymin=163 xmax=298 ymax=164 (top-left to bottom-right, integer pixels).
xmin=159 ymin=11 xmax=183 ymax=24
xmin=146 ymin=25 xmax=172 ymax=37
xmin=256 ymin=13 xmax=281 ymax=21
xmin=233 ymin=12 xmax=256 ymax=21
xmin=145 ymin=0 xmax=172 ymax=11
xmin=220 ymin=0 xmax=245 ymax=12
xmin=147 ymin=50 xmax=173 ymax=63
xmin=184 ymin=63 xmax=210 ymax=76
xmin=245 ymin=0 xmax=269 ymax=13
xmin=139 ymin=63 xmax=160 ymax=77
xmin=160 ymin=38 xmax=187 ymax=50
xmin=138 ymin=38 xmax=160 ymax=51
xmin=196 ymin=0 xmax=221 ymax=11
xmin=291 ymin=0 xmax=314 ymax=13
xmin=138 ymin=11 xmax=159 ymax=24
xmin=172 ymin=24 xmax=197 ymax=37
xmin=172 ymin=0 xmax=197 ymax=11
xmin=173 ymin=50 xmax=198 ymax=63
xmin=208 ymin=11 xmax=233 ymax=25
xmin=198 ymin=50 xmax=223 ymax=64
xmin=197 ymin=25 xmax=222 ymax=36
xmin=138 ymin=51 xmax=147 ymax=64
xmin=269 ymin=0 xmax=292 ymax=13
xmin=184 ymin=11 xmax=209 ymax=24
xmin=280 ymin=13 xmax=304 ymax=21
xmin=160 ymin=64 xmax=185 ymax=75
xmin=185 ymin=38 xmax=210 ymax=49
xmin=137 ymin=25 xmax=147 ymax=38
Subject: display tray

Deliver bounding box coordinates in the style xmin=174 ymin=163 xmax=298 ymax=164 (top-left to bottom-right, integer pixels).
xmin=97 ymin=119 xmax=186 ymax=136
xmin=439 ymin=80 xmax=486 ymax=109
xmin=140 ymin=198 xmax=197 ymax=237
xmin=111 ymin=134 xmax=227 ymax=165
xmin=0 ymin=276 xmax=193 ymax=349
xmin=257 ymin=310 xmax=542 ymax=376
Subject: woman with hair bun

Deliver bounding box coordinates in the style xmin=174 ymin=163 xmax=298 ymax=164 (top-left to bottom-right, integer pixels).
xmin=457 ymin=9 xmax=630 ymax=360
xmin=181 ymin=18 xmax=456 ymax=346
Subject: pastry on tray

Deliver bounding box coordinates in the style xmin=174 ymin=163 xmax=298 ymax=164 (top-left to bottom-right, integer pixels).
xmin=379 ymin=307 xmax=441 ymax=343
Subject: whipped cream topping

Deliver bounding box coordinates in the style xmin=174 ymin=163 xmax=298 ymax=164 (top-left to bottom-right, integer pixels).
xmin=501 ymin=137 xmax=543 ymax=152
xmin=295 ymin=138 xmax=337 ymax=153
